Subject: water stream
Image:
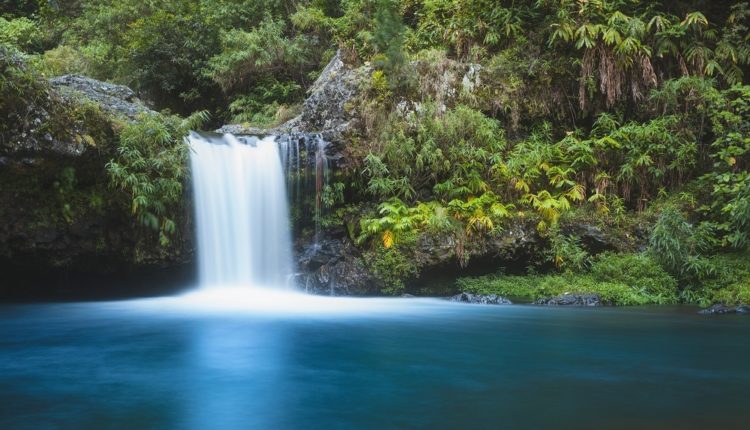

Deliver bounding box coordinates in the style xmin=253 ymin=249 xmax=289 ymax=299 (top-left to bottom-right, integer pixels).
xmin=188 ymin=132 xmax=295 ymax=288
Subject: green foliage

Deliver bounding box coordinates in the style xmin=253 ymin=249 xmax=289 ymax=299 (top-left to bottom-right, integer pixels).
xmin=458 ymin=252 xmax=678 ymax=305
xmin=364 ymin=238 xmax=418 ymax=295
xmin=649 ymin=205 xmax=717 ymax=282
xmin=362 ymin=103 xmax=505 ymax=202
xmin=1 ymin=46 xmax=111 ymax=144
xmin=0 ymin=45 xmax=48 ymax=134
xmin=537 ymin=276 xmax=672 ymax=306
xmin=447 ymin=192 xmax=513 ymax=236
xmin=697 ymin=85 xmax=750 ymax=249
xmin=206 ymin=19 xmax=308 ymax=93
xmin=415 ymin=0 xmax=529 ymax=59
xmin=358 ymin=198 xmax=458 ymax=248
xmin=122 ymin=6 xmax=220 ymax=111
xmin=0 ymin=16 xmax=40 ymax=51
xmin=35 ymin=45 xmax=89 ymax=76
xmin=591 ymin=252 xmax=678 ymax=301
xmin=106 ymin=111 xmax=209 ymax=245
xmin=457 ymin=274 xmax=545 ymax=299
xmin=546 ymin=227 xmax=590 ymax=272
xmin=371 ymin=0 xmax=410 ymax=89
xmin=675 ymin=252 xmax=750 ymax=305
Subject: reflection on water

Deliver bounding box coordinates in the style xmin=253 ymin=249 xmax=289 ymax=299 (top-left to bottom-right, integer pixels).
xmin=0 ymin=295 xmax=749 ymax=430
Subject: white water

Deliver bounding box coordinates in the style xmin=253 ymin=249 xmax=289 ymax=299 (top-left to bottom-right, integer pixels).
xmin=188 ymin=133 xmax=293 ymax=289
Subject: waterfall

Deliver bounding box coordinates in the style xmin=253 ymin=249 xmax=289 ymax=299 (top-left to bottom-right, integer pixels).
xmin=278 ymin=134 xmax=330 ymax=246
xmin=188 ymin=132 xmax=294 ymax=289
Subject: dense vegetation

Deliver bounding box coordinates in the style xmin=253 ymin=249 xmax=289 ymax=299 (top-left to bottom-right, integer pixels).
xmin=2 ymin=1 xmax=749 ymax=304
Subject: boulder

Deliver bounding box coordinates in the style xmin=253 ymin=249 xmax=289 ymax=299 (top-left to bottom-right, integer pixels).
xmin=536 ymin=293 xmax=605 ymax=306
xmin=448 ymin=292 xmax=512 ymax=305
xmin=699 ymin=304 xmax=750 ymax=315
xmin=219 ymin=50 xmax=368 ymax=149
xmin=289 ymin=50 xmax=369 ymax=145
xmin=50 ymin=75 xmax=155 ymax=120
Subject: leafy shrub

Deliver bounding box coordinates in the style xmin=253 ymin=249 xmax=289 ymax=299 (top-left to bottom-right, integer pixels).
xmin=0 ymin=46 xmax=110 ymax=144
xmin=591 ymin=253 xmax=678 ymax=301
xmin=457 ymin=274 xmax=544 ymax=298
xmin=712 ymin=282 xmax=750 ymax=306
xmin=106 ymin=111 xmax=208 ymax=245
xmin=537 ymin=276 xmax=664 ymax=307
xmin=206 ymin=19 xmax=310 ymax=93
xmin=365 ymin=239 xmax=418 ymax=295
xmin=546 ymin=227 xmax=590 ymax=272
xmin=649 ymin=206 xmax=715 ymax=280
xmin=0 ymin=17 xmax=40 ymax=51
xmin=0 ymin=45 xmax=48 ymax=134
xmin=37 ymin=45 xmax=89 ymax=76
xmin=696 ymin=252 xmax=750 ymax=305
xmin=457 ymin=252 xmax=678 ymax=305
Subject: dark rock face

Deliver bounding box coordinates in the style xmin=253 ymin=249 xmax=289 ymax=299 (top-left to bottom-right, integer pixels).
xmin=293 ymin=222 xmax=544 ymax=296
xmin=294 ymin=237 xmax=376 ymax=296
xmin=1 ymin=74 xmax=191 ymax=292
xmin=562 ymin=223 xmax=613 ymax=253
xmin=536 ymin=293 xmax=605 ymax=306
xmin=448 ymin=292 xmax=512 ymax=305
xmin=413 ymin=223 xmax=543 ymax=278
xmin=289 ymin=50 xmax=369 ymax=146
xmin=50 ymin=75 xmax=155 ymax=120
xmin=699 ymin=304 xmax=750 ymax=315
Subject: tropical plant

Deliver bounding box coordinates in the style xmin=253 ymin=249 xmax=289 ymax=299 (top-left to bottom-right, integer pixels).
xmin=106 ymin=110 xmax=209 ymax=245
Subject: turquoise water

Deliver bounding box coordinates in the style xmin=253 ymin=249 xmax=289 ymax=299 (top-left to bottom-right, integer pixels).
xmin=0 ymin=297 xmax=748 ymax=429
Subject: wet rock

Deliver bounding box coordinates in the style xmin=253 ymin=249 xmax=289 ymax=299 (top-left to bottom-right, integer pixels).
xmin=295 ymin=237 xmax=377 ymax=296
xmin=50 ymin=75 xmax=155 ymax=120
xmin=536 ymin=293 xmax=605 ymax=307
xmin=217 ymin=124 xmax=271 ymax=136
xmin=699 ymin=304 xmax=750 ymax=315
xmin=448 ymin=292 xmax=512 ymax=305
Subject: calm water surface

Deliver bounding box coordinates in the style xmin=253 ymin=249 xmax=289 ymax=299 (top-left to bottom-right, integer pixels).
xmin=0 ymin=295 xmax=748 ymax=430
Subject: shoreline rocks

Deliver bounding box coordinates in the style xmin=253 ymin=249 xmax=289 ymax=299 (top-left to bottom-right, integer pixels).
xmin=448 ymin=293 xmax=512 ymax=305
xmin=698 ymin=304 xmax=750 ymax=315
xmin=535 ymin=293 xmax=606 ymax=307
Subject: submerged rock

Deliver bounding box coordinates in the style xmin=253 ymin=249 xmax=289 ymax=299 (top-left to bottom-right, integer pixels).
xmin=535 ymin=293 xmax=605 ymax=307
xmin=448 ymin=292 xmax=512 ymax=305
xmin=699 ymin=304 xmax=750 ymax=315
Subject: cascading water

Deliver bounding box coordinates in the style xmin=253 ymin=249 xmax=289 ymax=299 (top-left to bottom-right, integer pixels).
xmin=278 ymin=134 xmax=329 ymax=246
xmin=188 ymin=132 xmax=294 ymax=289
